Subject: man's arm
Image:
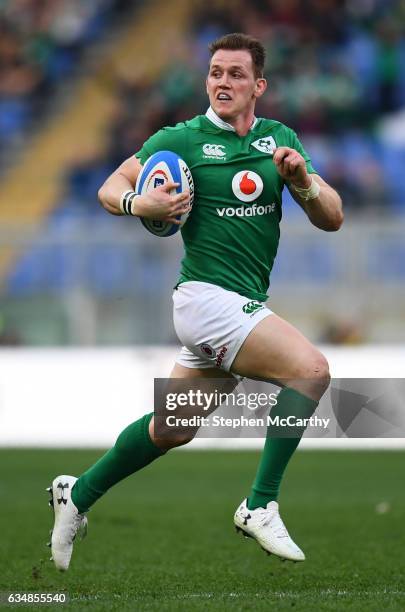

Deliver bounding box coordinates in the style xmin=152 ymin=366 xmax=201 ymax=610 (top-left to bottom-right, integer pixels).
xmin=98 ymin=155 xmax=190 ymax=222
xmin=273 ymin=147 xmax=344 ymax=231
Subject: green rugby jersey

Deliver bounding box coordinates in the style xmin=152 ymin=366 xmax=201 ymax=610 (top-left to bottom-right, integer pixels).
xmin=135 ymin=107 xmax=316 ymax=302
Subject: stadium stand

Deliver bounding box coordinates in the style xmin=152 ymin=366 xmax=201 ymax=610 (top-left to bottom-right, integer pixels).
xmin=0 ymin=0 xmax=135 ymax=168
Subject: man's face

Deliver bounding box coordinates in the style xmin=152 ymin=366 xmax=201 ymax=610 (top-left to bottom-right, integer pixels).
xmin=206 ymin=49 xmax=266 ymax=121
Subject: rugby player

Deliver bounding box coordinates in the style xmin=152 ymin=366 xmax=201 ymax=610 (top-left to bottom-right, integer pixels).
xmin=48 ymin=33 xmax=343 ymax=570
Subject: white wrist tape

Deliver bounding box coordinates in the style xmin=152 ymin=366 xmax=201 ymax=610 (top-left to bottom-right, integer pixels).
xmin=291 ymin=177 xmax=320 ymax=201
xmin=120 ymin=190 xmax=139 ymax=215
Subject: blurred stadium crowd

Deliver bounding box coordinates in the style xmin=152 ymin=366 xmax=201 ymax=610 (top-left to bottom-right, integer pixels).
xmin=0 ymin=0 xmax=133 ymax=167
xmin=1 ymin=0 xmax=405 ymax=345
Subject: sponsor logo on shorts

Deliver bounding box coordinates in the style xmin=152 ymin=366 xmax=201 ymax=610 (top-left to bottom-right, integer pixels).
xmin=216 ymin=345 xmax=228 ymax=367
xmin=216 ymin=202 xmax=275 ymax=217
xmin=242 ymin=301 xmax=265 ymax=315
xmin=251 ymin=136 xmax=277 ymax=155
xmin=232 ymin=171 xmax=263 ymax=202
xmin=203 ymin=144 xmax=226 ymax=160
xmin=200 ymin=343 xmax=216 ymax=358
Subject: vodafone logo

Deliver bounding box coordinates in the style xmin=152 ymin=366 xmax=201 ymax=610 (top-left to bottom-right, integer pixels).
xmin=232 ymin=171 xmax=263 ymax=202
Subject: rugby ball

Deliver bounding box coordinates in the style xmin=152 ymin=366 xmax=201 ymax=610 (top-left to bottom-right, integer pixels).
xmin=135 ymin=150 xmax=194 ymax=237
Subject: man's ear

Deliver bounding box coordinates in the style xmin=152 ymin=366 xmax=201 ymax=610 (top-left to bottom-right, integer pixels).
xmin=255 ymin=78 xmax=267 ymax=99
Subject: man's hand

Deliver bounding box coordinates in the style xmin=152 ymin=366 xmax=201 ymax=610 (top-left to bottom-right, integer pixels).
xmin=97 ymin=155 xmax=191 ymax=220
xmin=133 ymin=182 xmax=191 ymax=224
xmin=273 ymin=147 xmax=311 ymax=188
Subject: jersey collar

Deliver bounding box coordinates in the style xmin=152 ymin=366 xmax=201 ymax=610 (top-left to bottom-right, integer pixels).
xmin=205 ymin=106 xmax=258 ymax=131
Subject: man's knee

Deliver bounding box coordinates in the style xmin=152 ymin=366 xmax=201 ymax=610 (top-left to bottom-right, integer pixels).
xmin=302 ymin=352 xmax=330 ymax=398
xmin=312 ymin=353 xmax=330 ymax=386
xmin=288 ymin=352 xmax=330 ymax=400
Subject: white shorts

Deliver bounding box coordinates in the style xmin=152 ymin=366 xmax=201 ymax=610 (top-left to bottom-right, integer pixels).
xmin=173 ymin=281 xmax=273 ymax=372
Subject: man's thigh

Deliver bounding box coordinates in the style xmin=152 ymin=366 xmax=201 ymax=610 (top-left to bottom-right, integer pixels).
xmin=231 ymin=314 xmax=330 ymax=400
xmin=169 ymin=363 xmax=235 ymax=379
xmin=150 ymin=364 xmax=238 ymax=447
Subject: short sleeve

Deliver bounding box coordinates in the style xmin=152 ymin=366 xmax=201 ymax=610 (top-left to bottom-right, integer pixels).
xmin=287 ymin=129 xmax=317 ymax=175
xmin=135 ymin=126 xmax=186 ymax=165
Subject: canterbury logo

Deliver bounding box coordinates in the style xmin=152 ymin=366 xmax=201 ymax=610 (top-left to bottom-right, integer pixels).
xmin=203 ymin=144 xmax=226 ymax=158
xmin=242 ymin=301 xmax=264 ymax=315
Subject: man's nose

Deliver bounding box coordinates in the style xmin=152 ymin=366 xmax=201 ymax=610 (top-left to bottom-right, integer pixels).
xmin=218 ymin=73 xmax=230 ymax=87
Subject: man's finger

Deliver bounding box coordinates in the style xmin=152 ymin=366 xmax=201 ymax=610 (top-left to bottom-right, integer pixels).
xmin=273 ymin=147 xmax=291 ymax=164
xmin=171 ymin=203 xmax=190 ymax=216
xmin=279 ymin=157 xmax=294 ymax=174
xmin=165 ymin=216 xmax=183 ymax=225
xmin=273 ymin=153 xmax=289 ymax=166
xmin=277 ymin=154 xmax=303 ymax=176
xmin=172 ymin=191 xmax=190 ymax=204
xmin=157 ymin=181 xmax=180 ymax=193
xmin=287 ymin=159 xmax=300 ymax=172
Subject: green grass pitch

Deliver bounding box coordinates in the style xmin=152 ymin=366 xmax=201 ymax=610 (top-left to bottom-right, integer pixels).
xmin=0 ymin=449 xmax=404 ymax=611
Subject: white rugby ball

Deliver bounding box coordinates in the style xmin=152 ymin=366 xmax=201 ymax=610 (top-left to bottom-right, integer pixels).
xmin=135 ymin=150 xmax=194 ymax=237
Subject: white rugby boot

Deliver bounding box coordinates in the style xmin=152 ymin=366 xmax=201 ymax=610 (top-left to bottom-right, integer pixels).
xmin=46 ymin=475 xmax=88 ymax=571
xmin=234 ymin=498 xmax=305 ymax=562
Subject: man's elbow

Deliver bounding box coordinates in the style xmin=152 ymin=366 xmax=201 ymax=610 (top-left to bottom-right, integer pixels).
xmin=98 ymin=184 xmax=116 ymax=214
xmin=324 ymin=192 xmax=344 ymax=231
xmin=328 ymin=209 xmax=344 ymax=232
xmin=98 ymin=184 xmax=107 ymax=209
xmin=314 ymin=209 xmax=344 ymax=232
xmin=97 ymin=185 xmax=122 ymax=216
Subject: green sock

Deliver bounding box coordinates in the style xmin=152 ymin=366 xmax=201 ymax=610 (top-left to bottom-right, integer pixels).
xmin=71 ymin=413 xmax=164 ymax=513
xmin=248 ymin=387 xmax=318 ymax=510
